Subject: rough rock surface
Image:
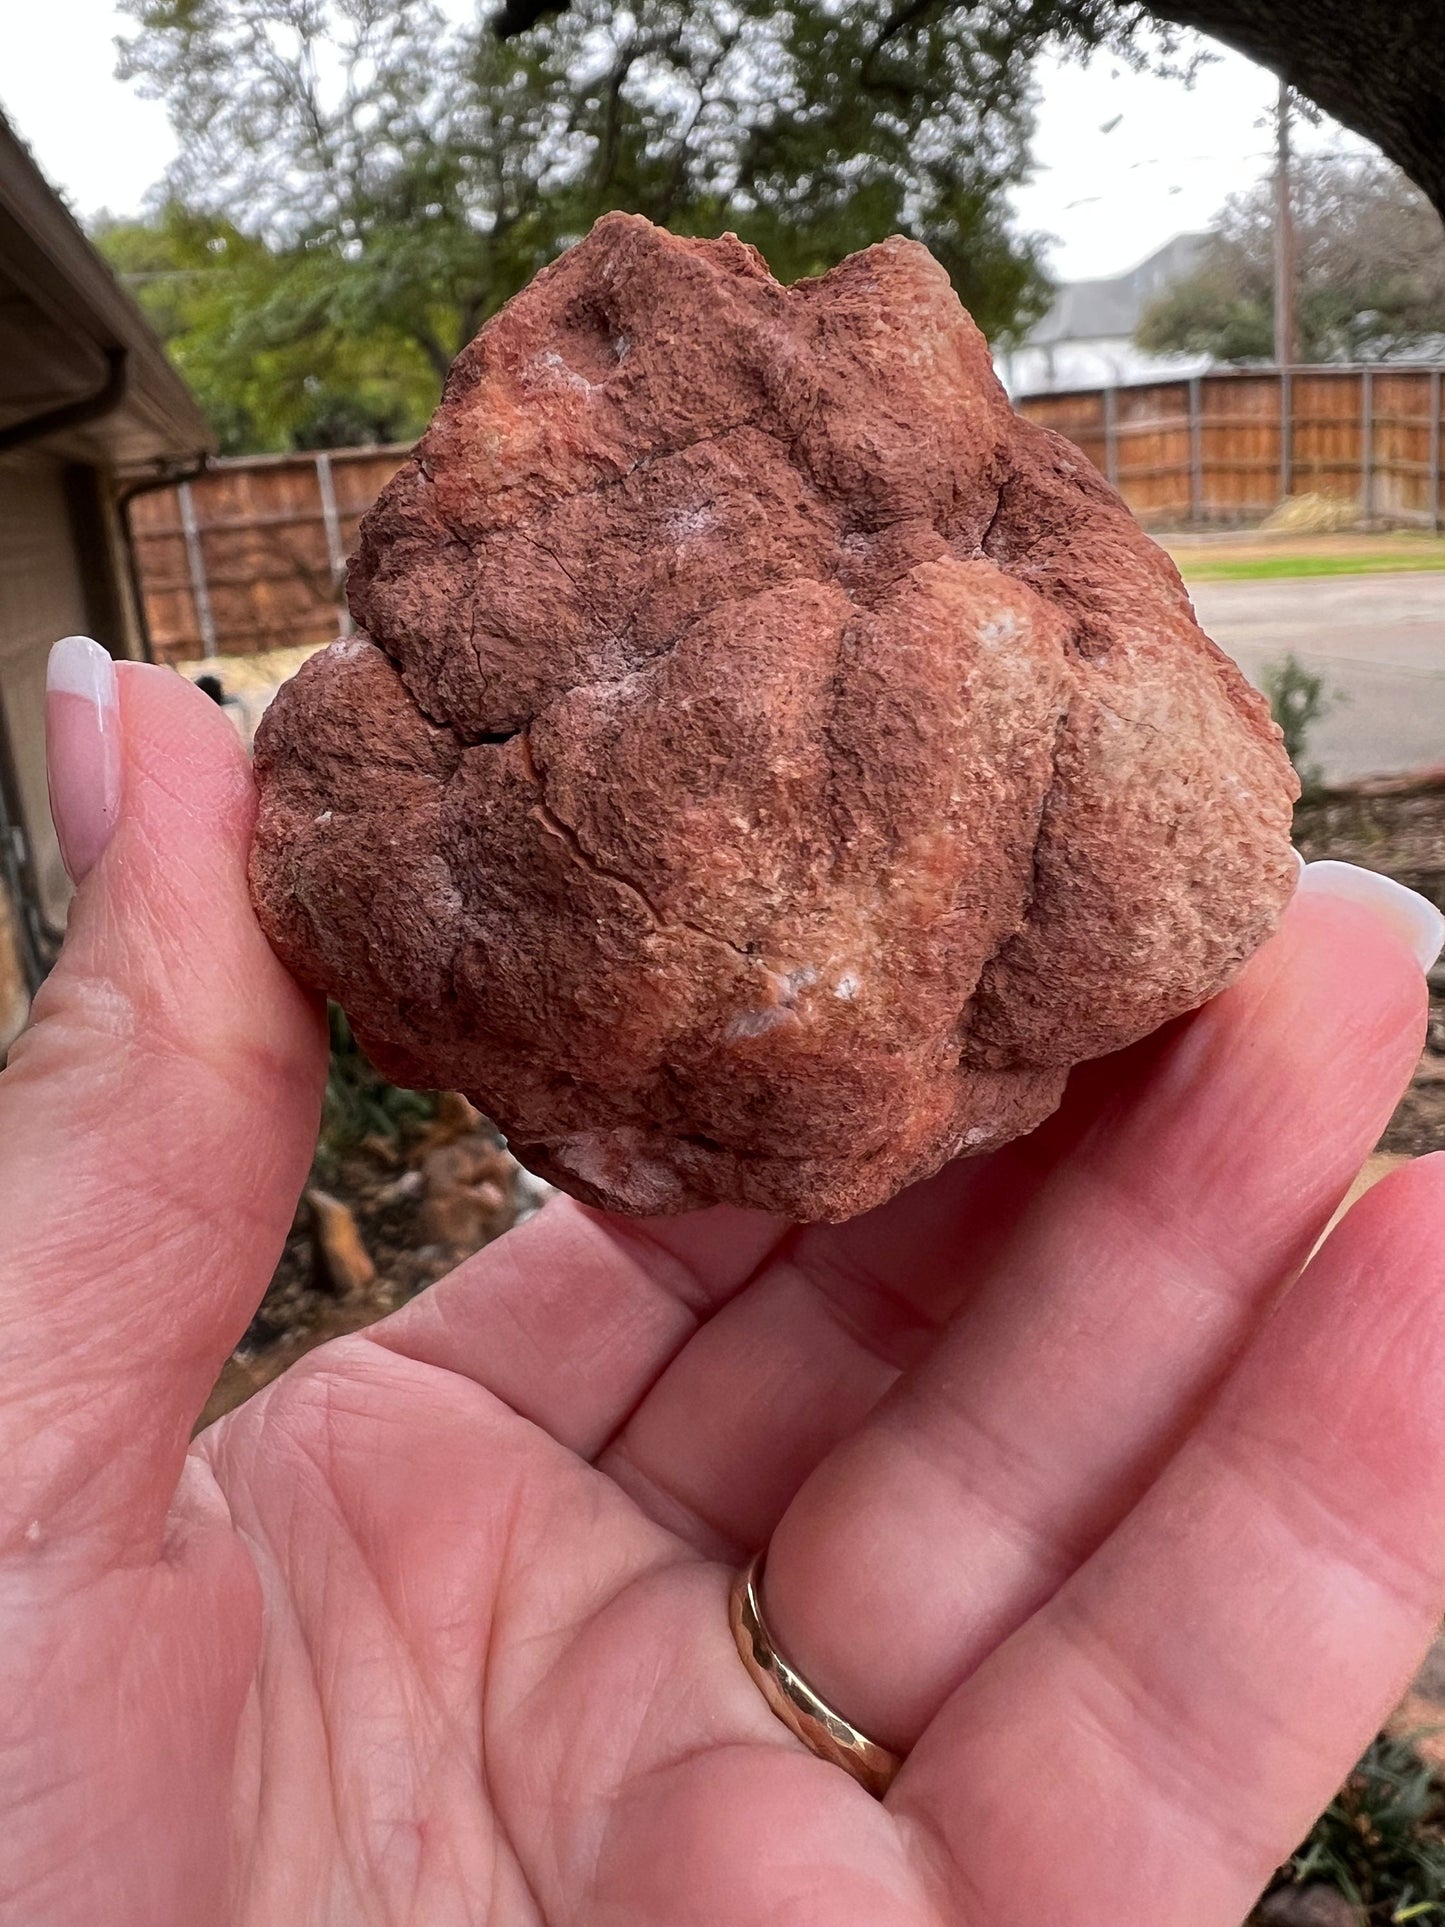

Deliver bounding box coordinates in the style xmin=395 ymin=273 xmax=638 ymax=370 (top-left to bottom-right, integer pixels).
xmin=250 ymin=213 xmax=1298 ymax=1222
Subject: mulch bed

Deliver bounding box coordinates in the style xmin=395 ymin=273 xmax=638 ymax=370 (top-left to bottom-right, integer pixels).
xmin=199 ymin=1107 xmax=530 ymax=1426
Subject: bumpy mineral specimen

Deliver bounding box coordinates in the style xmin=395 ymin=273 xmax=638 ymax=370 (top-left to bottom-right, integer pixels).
xmin=250 ymin=213 xmax=1298 ymax=1222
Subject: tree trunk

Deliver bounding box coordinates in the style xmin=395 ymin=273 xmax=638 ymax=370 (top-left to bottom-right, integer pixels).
xmin=1147 ymin=1 xmax=1445 ymax=219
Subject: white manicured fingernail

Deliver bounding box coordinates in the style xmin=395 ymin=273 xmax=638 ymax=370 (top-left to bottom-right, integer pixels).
xmin=1297 ymin=860 xmax=1445 ymax=973
xmin=46 ymin=636 xmax=122 ymax=884
xmin=1291 ymin=848 xmax=1305 ymax=883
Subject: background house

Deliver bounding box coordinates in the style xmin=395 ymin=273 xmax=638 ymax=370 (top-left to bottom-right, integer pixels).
xmin=996 ymin=232 xmax=1212 ymax=396
xmin=0 ymin=111 xmax=212 ymax=1047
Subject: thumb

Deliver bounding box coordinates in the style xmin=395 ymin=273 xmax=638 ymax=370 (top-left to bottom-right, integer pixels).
xmin=0 ymin=641 xmax=326 ymax=1564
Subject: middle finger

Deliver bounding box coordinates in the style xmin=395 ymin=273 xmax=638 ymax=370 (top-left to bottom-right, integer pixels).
xmin=759 ymin=887 xmax=1427 ymax=1751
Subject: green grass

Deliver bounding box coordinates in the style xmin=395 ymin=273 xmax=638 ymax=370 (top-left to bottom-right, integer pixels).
xmin=1181 ymin=552 xmax=1445 ymax=582
xmin=1253 ymin=1732 xmax=1445 ymax=1924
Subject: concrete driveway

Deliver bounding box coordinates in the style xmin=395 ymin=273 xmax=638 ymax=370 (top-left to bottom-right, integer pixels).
xmin=1188 ymin=572 xmax=1445 ymax=785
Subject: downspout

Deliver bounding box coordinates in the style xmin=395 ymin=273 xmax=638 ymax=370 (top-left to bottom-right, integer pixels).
xmin=116 ymin=455 xmax=210 ymax=666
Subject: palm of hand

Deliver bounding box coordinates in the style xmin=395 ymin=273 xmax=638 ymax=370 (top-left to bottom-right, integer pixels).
xmin=178 ymin=1342 xmax=931 ymax=1926
xmin=6 ymin=666 xmax=1445 ymax=1927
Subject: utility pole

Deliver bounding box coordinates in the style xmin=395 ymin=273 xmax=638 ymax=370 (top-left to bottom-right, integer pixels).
xmin=1273 ymin=77 xmax=1298 ymax=366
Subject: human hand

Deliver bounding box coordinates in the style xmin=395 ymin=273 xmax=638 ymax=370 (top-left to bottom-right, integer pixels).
xmin=5 ymin=645 xmax=1445 ymax=1926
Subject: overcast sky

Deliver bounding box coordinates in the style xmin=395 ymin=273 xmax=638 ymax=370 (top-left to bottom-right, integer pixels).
xmin=1 ymin=0 xmax=1375 ymax=285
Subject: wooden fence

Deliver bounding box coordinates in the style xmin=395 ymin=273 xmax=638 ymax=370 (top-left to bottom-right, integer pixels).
xmin=130 ymin=364 xmax=1445 ymax=664
xmin=1023 ymin=364 xmax=1445 ymax=531
xmin=129 ymin=445 xmax=410 ymax=666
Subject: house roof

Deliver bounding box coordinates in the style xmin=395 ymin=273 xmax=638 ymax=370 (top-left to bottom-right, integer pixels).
xmin=0 ymin=112 xmax=214 ymax=471
xmin=1027 ymin=233 xmax=1210 ymax=349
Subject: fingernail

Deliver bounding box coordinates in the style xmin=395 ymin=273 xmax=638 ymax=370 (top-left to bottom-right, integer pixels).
xmin=1297 ymin=859 xmax=1445 ymax=973
xmin=46 ymin=636 xmax=121 ymax=885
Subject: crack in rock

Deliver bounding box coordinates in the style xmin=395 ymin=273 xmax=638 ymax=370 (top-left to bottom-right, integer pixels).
xmin=517 ymin=729 xmax=756 ymax=968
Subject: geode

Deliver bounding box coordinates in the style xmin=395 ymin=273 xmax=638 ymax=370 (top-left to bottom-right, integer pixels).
xmin=249 ymin=213 xmax=1298 ymax=1222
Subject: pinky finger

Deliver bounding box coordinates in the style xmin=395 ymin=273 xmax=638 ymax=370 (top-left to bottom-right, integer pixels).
xmin=895 ymin=1155 xmax=1445 ymax=1927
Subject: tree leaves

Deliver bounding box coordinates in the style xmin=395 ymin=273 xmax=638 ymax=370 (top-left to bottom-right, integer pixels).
xmin=1137 ymin=154 xmax=1445 ymax=365
xmin=104 ymin=0 xmax=1152 ymax=452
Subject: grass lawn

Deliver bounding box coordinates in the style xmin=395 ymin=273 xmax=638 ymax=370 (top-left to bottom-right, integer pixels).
xmin=1163 ymin=530 xmax=1445 ymax=582
xmin=1180 ymin=551 xmax=1445 ymax=581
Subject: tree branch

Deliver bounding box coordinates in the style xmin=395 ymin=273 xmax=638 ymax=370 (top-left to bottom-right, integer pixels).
xmin=1148 ymin=0 xmax=1445 ymax=218
xmin=491 ymin=0 xmax=571 ymax=41
xmin=410 ymin=320 xmax=456 ymax=382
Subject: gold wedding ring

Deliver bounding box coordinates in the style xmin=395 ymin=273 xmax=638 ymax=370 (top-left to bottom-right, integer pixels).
xmin=729 ymin=1551 xmax=903 ymax=1798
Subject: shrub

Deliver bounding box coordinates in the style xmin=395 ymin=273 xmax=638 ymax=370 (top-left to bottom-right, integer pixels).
xmin=317 ymin=1003 xmax=436 ymax=1177
xmin=1256 ymin=1733 xmax=1445 ymax=1923
xmin=1260 ymin=653 xmax=1339 ymax=798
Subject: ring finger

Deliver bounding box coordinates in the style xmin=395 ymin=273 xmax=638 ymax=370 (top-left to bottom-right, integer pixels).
xmin=629 ymin=877 xmax=1434 ymax=1750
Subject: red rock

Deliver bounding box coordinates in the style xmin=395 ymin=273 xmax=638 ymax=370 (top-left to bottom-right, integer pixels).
xmin=250 ymin=214 xmax=1297 ymax=1222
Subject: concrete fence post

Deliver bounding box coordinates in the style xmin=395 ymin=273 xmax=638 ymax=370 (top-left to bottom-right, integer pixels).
xmin=1187 ymin=375 xmax=1203 ymax=523
xmin=1102 ymin=384 xmax=1120 ymax=490
xmin=176 ymin=480 xmax=218 ymax=660
xmin=314 ymin=451 xmax=355 ymax=638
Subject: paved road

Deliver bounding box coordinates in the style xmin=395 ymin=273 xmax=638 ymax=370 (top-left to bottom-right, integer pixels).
xmin=1189 ymin=571 xmax=1445 ymax=785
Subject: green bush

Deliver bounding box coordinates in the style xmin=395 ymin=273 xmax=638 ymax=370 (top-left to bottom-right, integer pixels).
xmin=1256 ymin=1733 xmax=1445 ymax=1923
xmin=1260 ymin=654 xmax=1339 ymax=798
xmin=316 ymin=1003 xmax=436 ymax=1178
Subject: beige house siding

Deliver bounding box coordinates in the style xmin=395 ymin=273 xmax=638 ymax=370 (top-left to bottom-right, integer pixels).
xmin=0 ymin=878 xmax=25 ymax=1050
xmin=0 ymin=451 xmax=91 ymax=941
xmin=0 ymin=460 xmax=157 ymax=1050
xmin=0 ymin=106 xmax=214 ymax=1046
